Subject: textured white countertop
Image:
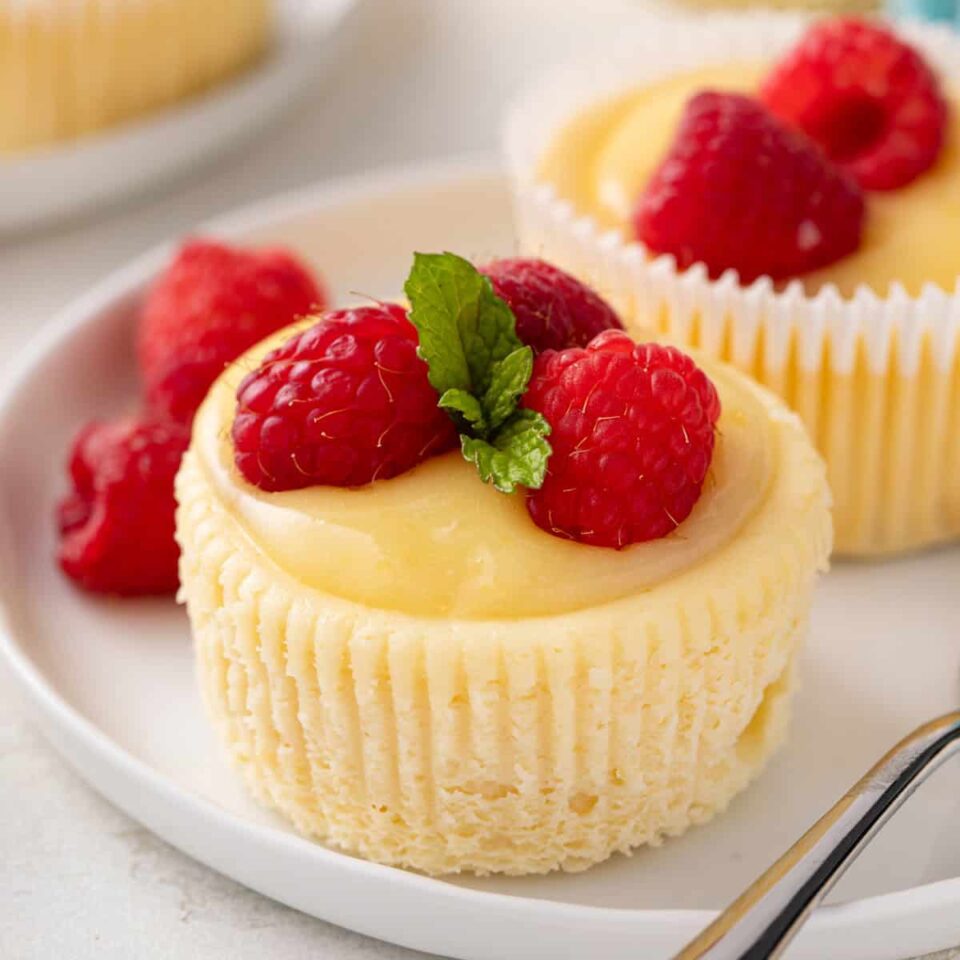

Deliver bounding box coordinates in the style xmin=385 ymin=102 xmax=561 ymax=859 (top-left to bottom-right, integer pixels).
xmin=0 ymin=1 xmax=957 ymax=957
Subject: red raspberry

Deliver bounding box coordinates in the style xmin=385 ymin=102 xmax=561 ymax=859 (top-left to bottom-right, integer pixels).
xmin=56 ymin=416 xmax=189 ymax=595
xmin=634 ymin=92 xmax=865 ymax=284
xmin=761 ymin=18 xmax=947 ymax=191
xmin=139 ymin=240 xmax=325 ymax=424
xmin=523 ymin=330 xmax=720 ymax=549
xmin=480 ymin=258 xmax=623 ymax=354
xmin=233 ymin=304 xmax=457 ymax=491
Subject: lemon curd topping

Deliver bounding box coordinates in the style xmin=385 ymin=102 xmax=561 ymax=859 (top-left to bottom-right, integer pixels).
xmin=193 ymin=322 xmax=779 ymax=619
xmin=538 ymin=63 xmax=960 ymax=297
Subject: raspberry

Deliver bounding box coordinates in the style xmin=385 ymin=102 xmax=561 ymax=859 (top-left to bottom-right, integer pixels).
xmin=139 ymin=240 xmax=325 ymax=424
xmin=56 ymin=416 xmax=189 ymax=595
xmin=523 ymin=330 xmax=720 ymax=549
xmin=480 ymin=258 xmax=623 ymax=353
xmin=761 ymin=18 xmax=947 ymax=191
xmin=634 ymin=92 xmax=865 ymax=283
xmin=233 ymin=304 xmax=458 ymax=491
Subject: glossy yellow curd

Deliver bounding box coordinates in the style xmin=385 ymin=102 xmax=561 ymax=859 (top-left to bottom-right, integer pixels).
xmin=193 ymin=324 xmax=774 ymax=620
xmin=539 ymin=63 xmax=960 ymax=298
xmin=176 ymin=316 xmax=831 ymax=875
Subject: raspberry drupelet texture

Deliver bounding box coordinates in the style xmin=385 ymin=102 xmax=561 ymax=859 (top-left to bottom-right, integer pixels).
xmin=139 ymin=240 xmax=325 ymax=424
xmin=480 ymin=258 xmax=623 ymax=354
xmin=634 ymin=91 xmax=865 ymax=283
xmin=523 ymin=330 xmax=721 ymax=549
xmin=56 ymin=416 xmax=190 ymax=595
xmin=761 ymin=18 xmax=947 ymax=191
xmin=233 ymin=304 xmax=458 ymax=491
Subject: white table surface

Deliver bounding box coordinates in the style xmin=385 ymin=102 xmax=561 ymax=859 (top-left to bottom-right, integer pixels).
xmin=0 ymin=1 xmax=957 ymax=957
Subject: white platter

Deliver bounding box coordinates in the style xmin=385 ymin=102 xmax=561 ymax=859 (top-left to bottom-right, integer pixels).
xmin=0 ymin=0 xmax=359 ymax=234
xmin=1 ymin=162 xmax=958 ymax=960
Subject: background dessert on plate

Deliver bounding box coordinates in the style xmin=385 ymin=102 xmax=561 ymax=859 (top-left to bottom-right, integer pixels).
xmin=0 ymin=0 xmax=272 ymax=153
xmin=505 ymin=13 xmax=960 ymax=558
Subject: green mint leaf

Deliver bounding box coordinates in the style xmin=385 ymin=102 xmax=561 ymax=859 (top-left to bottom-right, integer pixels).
xmin=438 ymin=388 xmax=487 ymax=434
xmin=404 ymin=251 xmax=553 ymax=493
xmin=460 ymin=410 xmax=552 ymax=494
xmin=404 ymin=252 xmax=518 ymax=397
xmin=482 ymin=346 xmax=533 ymax=433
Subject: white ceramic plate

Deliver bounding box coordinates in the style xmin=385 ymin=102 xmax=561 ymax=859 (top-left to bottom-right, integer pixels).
xmin=1 ymin=162 xmax=958 ymax=960
xmin=0 ymin=0 xmax=359 ymax=234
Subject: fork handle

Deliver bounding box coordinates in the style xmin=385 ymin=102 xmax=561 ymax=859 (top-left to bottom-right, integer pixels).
xmin=674 ymin=711 xmax=960 ymax=960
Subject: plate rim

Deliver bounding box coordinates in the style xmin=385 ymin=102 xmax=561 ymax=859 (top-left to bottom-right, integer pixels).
xmin=1 ymin=157 xmax=958 ymax=957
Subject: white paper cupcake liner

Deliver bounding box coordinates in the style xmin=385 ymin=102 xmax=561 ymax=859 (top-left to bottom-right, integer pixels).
xmin=505 ymin=12 xmax=960 ymax=556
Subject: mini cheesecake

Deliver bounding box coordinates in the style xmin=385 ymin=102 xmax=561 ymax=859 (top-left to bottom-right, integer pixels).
xmin=0 ymin=0 xmax=270 ymax=153
xmin=506 ymin=15 xmax=960 ymax=557
xmin=175 ymin=318 xmax=831 ymax=876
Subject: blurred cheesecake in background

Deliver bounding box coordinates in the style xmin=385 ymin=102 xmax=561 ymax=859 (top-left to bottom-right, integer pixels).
xmin=0 ymin=0 xmax=272 ymax=154
xmin=670 ymin=0 xmax=877 ymax=10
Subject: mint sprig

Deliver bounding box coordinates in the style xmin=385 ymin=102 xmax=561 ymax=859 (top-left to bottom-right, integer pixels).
xmin=404 ymin=252 xmax=552 ymax=494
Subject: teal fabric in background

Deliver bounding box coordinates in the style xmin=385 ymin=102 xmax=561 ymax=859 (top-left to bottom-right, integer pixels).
xmin=888 ymin=0 xmax=959 ymax=25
